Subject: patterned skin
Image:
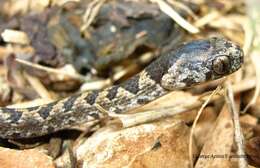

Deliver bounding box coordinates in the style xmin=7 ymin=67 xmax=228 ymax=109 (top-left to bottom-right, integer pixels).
xmin=0 ymin=37 xmax=243 ymax=139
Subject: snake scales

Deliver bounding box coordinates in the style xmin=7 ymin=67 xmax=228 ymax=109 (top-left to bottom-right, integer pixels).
xmin=0 ymin=37 xmax=243 ymax=139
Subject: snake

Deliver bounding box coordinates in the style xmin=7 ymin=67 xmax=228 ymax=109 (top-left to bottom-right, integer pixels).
xmin=0 ymin=37 xmax=243 ymax=139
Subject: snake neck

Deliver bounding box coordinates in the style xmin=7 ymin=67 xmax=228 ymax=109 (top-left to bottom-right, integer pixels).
xmin=96 ymin=70 xmax=168 ymax=114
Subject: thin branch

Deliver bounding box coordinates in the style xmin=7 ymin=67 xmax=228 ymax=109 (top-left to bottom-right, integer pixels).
xmin=189 ymin=86 xmax=222 ymax=168
xmin=150 ymin=0 xmax=199 ymax=33
xmin=225 ymin=82 xmax=248 ymax=168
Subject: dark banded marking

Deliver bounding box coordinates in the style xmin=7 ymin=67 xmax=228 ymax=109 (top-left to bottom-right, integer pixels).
xmin=137 ymin=98 xmax=150 ymax=104
xmin=106 ymin=86 xmax=119 ymax=100
xmin=37 ymin=102 xmax=56 ymax=119
xmin=63 ymin=95 xmax=79 ymax=112
xmin=85 ymin=90 xmax=99 ymax=105
xmin=121 ymin=75 xmax=140 ymax=94
xmin=145 ymin=56 xmax=169 ymax=83
xmin=4 ymin=108 xmax=23 ymax=123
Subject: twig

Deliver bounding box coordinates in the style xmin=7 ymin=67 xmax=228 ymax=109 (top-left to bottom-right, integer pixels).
xmin=242 ymin=18 xmax=255 ymax=57
xmin=150 ymin=0 xmax=199 ymax=34
xmin=242 ymin=51 xmax=260 ymax=114
xmin=189 ymin=86 xmax=222 ymax=168
xmin=166 ymin=0 xmax=198 ymax=20
xmin=81 ymin=0 xmax=106 ymax=32
xmin=80 ymin=79 xmax=111 ymax=91
xmin=1 ymin=29 xmax=30 ymax=45
xmin=23 ymin=72 xmax=53 ymax=99
xmin=225 ymin=82 xmax=248 ymax=168
xmin=194 ymin=10 xmax=221 ymax=28
xmin=15 ymin=59 xmax=86 ymax=81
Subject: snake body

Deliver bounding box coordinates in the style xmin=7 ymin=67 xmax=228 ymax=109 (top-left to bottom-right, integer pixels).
xmin=0 ymin=38 xmax=243 ymax=139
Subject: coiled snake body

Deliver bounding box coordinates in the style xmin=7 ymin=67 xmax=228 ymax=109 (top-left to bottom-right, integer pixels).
xmin=0 ymin=38 xmax=243 ymax=139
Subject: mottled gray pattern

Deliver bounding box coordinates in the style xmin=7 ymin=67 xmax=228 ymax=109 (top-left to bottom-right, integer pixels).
xmin=0 ymin=37 xmax=244 ymax=139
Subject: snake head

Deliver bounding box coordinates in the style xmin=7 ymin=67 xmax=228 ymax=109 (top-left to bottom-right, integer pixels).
xmin=161 ymin=37 xmax=244 ymax=90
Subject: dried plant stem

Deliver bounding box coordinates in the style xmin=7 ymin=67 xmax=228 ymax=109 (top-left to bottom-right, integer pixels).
xmin=23 ymin=72 xmax=53 ymax=99
xmin=167 ymin=0 xmax=198 ymax=20
xmin=242 ymin=52 xmax=260 ymax=114
xmin=81 ymin=0 xmax=106 ymax=32
xmin=150 ymin=0 xmax=199 ymax=33
xmin=194 ymin=10 xmax=221 ymax=28
xmin=189 ymin=86 xmax=221 ymax=168
xmin=242 ymin=18 xmax=254 ymax=56
xmin=225 ymin=82 xmax=248 ymax=168
xmin=15 ymin=58 xmax=86 ymax=81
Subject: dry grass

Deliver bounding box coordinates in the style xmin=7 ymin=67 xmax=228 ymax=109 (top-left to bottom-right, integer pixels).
xmin=0 ymin=0 xmax=258 ymax=167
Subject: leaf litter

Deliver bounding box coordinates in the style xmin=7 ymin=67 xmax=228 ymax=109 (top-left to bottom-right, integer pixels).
xmin=0 ymin=0 xmax=258 ymax=168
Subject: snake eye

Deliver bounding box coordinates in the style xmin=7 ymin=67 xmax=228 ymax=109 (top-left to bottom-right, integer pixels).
xmin=213 ymin=56 xmax=230 ymax=75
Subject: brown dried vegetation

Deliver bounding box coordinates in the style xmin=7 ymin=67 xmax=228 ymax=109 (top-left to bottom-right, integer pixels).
xmin=0 ymin=0 xmax=259 ymax=168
